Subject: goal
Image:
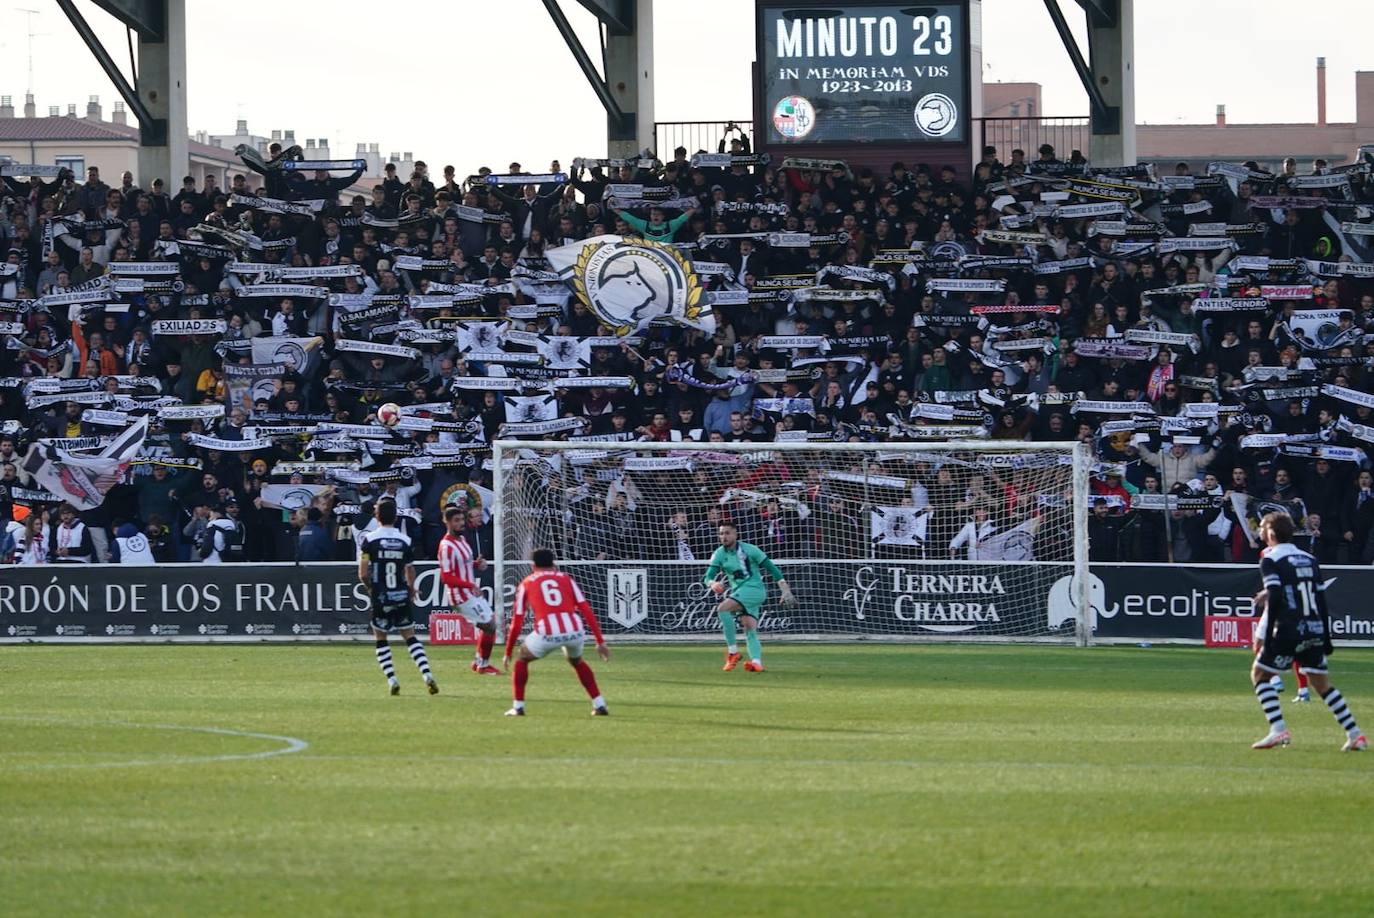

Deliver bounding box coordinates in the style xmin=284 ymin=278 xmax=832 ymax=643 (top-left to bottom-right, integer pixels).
xmin=492 ymin=440 xmax=1094 ymax=645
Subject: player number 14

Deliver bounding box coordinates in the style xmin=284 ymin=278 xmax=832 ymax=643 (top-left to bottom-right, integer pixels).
xmin=1296 ymin=580 xmax=1318 ymax=616
xmin=912 ymin=15 xmax=953 ymax=56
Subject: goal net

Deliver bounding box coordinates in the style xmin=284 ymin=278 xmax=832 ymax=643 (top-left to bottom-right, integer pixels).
xmin=492 ymin=440 xmax=1093 ymax=645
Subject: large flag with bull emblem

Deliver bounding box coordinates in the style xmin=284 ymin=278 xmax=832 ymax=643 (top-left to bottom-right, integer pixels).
xmin=22 ymin=416 xmax=149 ymax=510
xmin=545 ymin=234 xmax=714 ymax=336
xmin=503 ymin=394 xmax=559 ymax=424
xmin=250 ymin=335 xmax=323 ymax=377
xmin=1229 ymin=492 xmax=1309 ymax=541
xmin=870 ymin=506 xmax=930 ymax=546
xmin=1281 ymin=309 xmax=1362 ymax=352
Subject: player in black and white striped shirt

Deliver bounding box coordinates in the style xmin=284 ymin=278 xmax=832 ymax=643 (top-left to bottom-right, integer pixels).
xmin=359 ymin=500 xmax=438 ymax=697
xmin=1249 ymin=512 xmax=1365 ymax=751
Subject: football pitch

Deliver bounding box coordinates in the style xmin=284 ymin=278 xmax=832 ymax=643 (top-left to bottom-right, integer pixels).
xmin=1 ymin=644 xmax=1371 ymax=917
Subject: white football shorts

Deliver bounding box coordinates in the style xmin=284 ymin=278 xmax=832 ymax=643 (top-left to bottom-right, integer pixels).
xmin=523 ymin=629 xmax=586 ymax=660
xmin=455 ymin=594 xmax=494 ymax=626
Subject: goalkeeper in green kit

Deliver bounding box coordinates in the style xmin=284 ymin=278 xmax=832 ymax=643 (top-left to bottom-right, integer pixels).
xmin=704 ymin=521 xmax=796 ymax=673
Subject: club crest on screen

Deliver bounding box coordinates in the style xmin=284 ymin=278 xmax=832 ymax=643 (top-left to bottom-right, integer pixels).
xmin=915 ymin=92 xmax=957 ymax=137
xmin=772 ymin=95 xmax=816 ymax=139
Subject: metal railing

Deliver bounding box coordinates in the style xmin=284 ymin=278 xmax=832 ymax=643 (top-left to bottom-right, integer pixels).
xmin=975 ymin=116 xmax=1091 ymax=162
xmin=655 ymin=116 xmax=1092 ymax=164
xmin=654 ymin=120 xmax=754 ymax=158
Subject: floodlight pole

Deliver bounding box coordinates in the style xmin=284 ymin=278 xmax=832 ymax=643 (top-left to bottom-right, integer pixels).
xmin=543 ymin=0 xmax=655 ymax=158
xmin=1043 ymin=0 xmax=1135 ymax=165
xmin=55 ymin=0 xmax=188 ymax=186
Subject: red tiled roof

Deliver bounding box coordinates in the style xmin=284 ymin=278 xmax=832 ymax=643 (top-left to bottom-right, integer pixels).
xmin=189 ymin=139 xmax=242 ymax=163
xmin=0 ymin=115 xmax=138 ymax=141
xmin=0 ymin=116 xmax=245 ymax=164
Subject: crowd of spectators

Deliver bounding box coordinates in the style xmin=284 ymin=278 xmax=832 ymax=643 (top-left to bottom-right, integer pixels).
xmin=1 ymin=130 xmax=1373 ymax=568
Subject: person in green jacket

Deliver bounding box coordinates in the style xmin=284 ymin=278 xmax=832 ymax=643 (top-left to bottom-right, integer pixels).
xmin=703 ymin=521 xmax=796 ymax=673
xmin=919 ymin=346 xmax=953 ymax=394
xmin=607 ymin=204 xmax=696 ymax=243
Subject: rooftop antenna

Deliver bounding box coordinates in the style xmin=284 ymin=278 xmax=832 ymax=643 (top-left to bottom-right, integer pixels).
xmin=15 ymin=7 xmax=46 ymax=97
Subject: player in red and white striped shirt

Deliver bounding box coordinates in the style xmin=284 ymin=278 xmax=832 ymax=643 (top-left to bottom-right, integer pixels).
xmin=502 ymin=547 xmax=610 ymax=717
xmin=438 ymin=506 xmax=500 ymax=674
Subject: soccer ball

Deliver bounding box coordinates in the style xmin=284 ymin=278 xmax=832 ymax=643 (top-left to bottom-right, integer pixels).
xmin=377 ymin=403 xmax=402 ymax=428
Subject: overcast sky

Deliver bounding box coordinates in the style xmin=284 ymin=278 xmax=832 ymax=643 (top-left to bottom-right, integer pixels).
xmin=0 ymin=0 xmax=1365 ymax=171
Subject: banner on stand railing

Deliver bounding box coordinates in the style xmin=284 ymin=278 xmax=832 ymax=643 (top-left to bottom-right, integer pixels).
xmin=0 ymin=562 xmax=497 ymax=641
xmin=1078 ymin=563 xmax=1374 ymax=643
xmin=4 ymin=560 xmax=1373 ymax=644
xmin=1 ymin=559 xmax=1068 ymax=640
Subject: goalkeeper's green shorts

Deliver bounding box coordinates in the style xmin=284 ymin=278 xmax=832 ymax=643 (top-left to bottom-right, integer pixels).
xmin=724 ymin=583 xmax=766 ymax=618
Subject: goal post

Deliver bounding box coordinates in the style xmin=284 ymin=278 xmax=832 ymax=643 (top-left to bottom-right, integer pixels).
xmin=492 ymin=440 xmax=1094 ymax=646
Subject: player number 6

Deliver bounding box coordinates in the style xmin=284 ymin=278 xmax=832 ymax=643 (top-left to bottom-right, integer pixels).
xmin=540 ymin=579 xmax=565 ymax=607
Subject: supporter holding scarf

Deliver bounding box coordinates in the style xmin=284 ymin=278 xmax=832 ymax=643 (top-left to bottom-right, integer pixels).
xmin=605 ymin=203 xmax=698 ymax=243
xmin=1146 ymin=350 xmax=1177 ymax=403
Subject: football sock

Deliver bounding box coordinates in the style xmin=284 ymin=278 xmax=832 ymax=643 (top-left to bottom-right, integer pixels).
xmin=477 ymin=629 xmax=496 ymax=665
xmin=1294 ymin=664 xmax=1309 ymax=690
xmin=718 ymin=611 xmax=738 ymax=654
xmin=405 ymin=636 xmax=433 ymax=680
xmin=745 ymin=629 xmax=763 ymax=663
xmin=375 ymin=640 xmax=396 ymax=681
xmin=1255 ymin=681 xmax=1287 ymax=733
xmin=513 ymin=659 xmax=529 ymax=702
xmin=1320 ymin=687 xmax=1361 ymax=739
xmin=573 ymin=659 xmax=601 ymax=699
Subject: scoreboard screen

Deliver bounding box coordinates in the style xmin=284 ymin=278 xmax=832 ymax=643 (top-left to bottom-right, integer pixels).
xmin=758 ymin=2 xmax=970 ymax=146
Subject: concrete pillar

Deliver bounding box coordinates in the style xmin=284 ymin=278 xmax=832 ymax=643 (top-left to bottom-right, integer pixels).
xmin=633 ymin=0 xmax=655 ymax=155
xmin=1087 ymin=0 xmax=1135 ymax=166
xmin=968 ymin=0 xmax=983 ymax=172
xmin=135 ymin=0 xmax=188 ymax=187
xmin=604 ymin=0 xmax=655 ymax=158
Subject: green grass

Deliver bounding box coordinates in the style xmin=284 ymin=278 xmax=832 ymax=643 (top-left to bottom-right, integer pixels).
xmin=1 ymin=644 xmax=1372 ymax=917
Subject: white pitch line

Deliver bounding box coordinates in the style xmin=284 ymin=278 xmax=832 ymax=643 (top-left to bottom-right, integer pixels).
xmin=291 ymin=752 xmax=1368 ymax=778
xmin=0 ymin=716 xmax=309 ymax=771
